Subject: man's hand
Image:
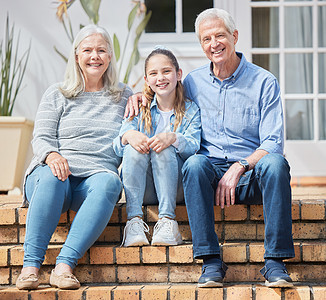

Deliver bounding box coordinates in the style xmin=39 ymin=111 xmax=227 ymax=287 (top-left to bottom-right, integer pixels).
xmin=148 ymin=132 xmax=176 ymax=153
xmin=215 ymin=162 xmax=244 ymax=209
xmin=124 ymin=92 xmax=148 ymax=118
xmin=122 ymin=130 xmax=150 ymax=154
xmin=45 ymin=152 xmax=71 ymax=181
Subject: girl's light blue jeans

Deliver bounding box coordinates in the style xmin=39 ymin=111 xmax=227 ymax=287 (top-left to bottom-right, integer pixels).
xmin=23 ymin=165 xmax=122 ymax=270
xmin=122 ymin=144 xmax=184 ymax=220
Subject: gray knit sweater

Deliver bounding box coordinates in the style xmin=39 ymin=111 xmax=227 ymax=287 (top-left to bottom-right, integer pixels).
xmin=22 ymin=82 xmax=133 ymax=206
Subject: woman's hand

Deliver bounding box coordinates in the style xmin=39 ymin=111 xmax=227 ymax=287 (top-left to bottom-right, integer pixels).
xmin=45 ymin=152 xmax=71 ymax=181
xmin=122 ymin=130 xmax=150 ymax=154
xmin=148 ymin=132 xmax=176 ymax=153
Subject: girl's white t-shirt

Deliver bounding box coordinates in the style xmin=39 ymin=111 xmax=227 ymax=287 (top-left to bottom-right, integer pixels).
xmin=155 ymin=108 xmax=173 ymax=134
xmin=155 ymin=108 xmax=179 ymax=148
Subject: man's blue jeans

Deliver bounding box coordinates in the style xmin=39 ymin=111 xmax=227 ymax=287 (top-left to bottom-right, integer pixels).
xmin=182 ymin=153 xmax=295 ymax=259
xmin=23 ymin=165 xmax=122 ymax=269
xmin=122 ymin=144 xmax=184 ymax=220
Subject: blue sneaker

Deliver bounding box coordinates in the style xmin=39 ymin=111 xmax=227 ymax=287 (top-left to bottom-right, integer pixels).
xmin=198 ymin=260 xmax=228 ymax=288
xmin=260 ymin=259 xmax=293 ymax=287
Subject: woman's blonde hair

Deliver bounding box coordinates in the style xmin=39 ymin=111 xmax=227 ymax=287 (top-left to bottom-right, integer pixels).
xmin=60 ymin=24 xmax=122 ymax=99
xmin=140 ymin=48 xmax=186 ymax=134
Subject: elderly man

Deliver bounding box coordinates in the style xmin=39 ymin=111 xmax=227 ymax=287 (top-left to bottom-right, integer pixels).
xmin=181 ymin=8 xmax=294 ymax=288
xmin=126 ymin=7 xmax=294 ymax=288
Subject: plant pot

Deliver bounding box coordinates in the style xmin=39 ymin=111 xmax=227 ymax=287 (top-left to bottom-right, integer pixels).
xmin=0 ymin=117 xmax=34 ymax=192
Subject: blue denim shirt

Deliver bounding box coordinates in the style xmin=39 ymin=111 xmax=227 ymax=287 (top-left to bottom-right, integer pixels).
xmin=183 ymin=52 xmax=284 ymax=163
xmin=113 ymin=97 xmax=201 ymax=160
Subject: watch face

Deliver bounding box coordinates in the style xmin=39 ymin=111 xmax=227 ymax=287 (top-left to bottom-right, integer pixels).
xmin=239 ymin=160 xmax=249 ymax=170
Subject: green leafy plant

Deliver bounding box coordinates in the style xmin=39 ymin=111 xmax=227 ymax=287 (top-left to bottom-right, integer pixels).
xmin=55 ymin=0 xmax=151 ymax=85
xmin=0 ymin=15 xmax=31 ymax=116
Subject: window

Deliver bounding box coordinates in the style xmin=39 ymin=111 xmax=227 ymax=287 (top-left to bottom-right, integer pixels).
xmin=251 ymin=0 xmax=326 ymax=141
xmin=140 ymin=0 xmax=213 ymax=49
xmin=145 ymin=0 xmax=213 ymax=33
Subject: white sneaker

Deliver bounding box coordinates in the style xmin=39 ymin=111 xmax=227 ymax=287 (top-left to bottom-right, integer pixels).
xmin=151 ymin=217 xmax=183 ymax=246
xmin=121 ymin=217 xmax=150 ymax=247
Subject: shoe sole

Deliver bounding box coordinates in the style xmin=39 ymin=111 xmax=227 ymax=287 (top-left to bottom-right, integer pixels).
xmin=151 ymin=236 xmax=183 ymax=246
xmin=198 ymin=281 xmax=223 ymax=288
xmin=16 ymin=282 xmax=39 ymax=290
xmin=124 ymin=241 xmax=149 ymax=247
xmin=265 ymin=279 xmax=294 ymax=288
xmin=151 ymin=241 xmax=181 ymax=246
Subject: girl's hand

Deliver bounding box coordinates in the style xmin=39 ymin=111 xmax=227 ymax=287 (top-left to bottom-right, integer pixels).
xmin=122 ymin=130 xmax=150 ymax=154
xmin=148 ymin=132 xmax=176 ymax=153
xmin=45 ymin=152 xmax=71 ymax=181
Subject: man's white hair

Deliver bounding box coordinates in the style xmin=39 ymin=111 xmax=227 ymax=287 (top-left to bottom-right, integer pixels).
xmin=195 ymin=8 xmax=236 ymax=39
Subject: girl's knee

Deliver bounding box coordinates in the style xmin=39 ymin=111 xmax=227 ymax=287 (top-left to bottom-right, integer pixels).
xmin=152 ymin=146 xmax=176 ymax=162
xmin=124 ymin=144 xmax=144 ymax=159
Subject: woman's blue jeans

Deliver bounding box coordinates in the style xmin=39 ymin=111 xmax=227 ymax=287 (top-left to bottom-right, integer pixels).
xmin=23 ymin=165 xmax=122 ymax=269
xmin=182 ymin=153 xmax=295 ymax=259
xmin=122 ymin=145 xmax=184 ymax=220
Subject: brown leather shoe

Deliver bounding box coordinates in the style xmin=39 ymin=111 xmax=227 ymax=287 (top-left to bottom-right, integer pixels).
xmin=49 ymin=269 xmax=80 ymax=289
xmin=16 ymin=273 xmax=39 ymax=290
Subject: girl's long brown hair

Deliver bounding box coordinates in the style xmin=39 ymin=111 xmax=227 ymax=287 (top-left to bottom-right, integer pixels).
xmin=139 ymin=48 xmax=186 ymax=134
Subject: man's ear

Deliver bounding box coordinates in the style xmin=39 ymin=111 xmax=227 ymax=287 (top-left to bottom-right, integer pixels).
xmin=233 ymin=29 xmax=239 ymax=45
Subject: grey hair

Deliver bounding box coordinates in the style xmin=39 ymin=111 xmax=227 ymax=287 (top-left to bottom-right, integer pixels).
xmin=60 ymin=24 xmax=122 ymax=99
xmin=195 ymin=8 xmax=236 ymax=39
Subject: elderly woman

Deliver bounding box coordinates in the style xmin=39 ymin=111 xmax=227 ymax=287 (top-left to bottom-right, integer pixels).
xmin=16 ymin=24 xmax=132 ymax=290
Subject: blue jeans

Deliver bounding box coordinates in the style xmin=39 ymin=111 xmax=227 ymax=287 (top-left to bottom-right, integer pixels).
xmin=182 ymin=153 xmax=294 ymax=259
xmin=23 ymin=165 xmax=122 ymax=269
xmin=122 ymin=145 xmax=184 ymax=220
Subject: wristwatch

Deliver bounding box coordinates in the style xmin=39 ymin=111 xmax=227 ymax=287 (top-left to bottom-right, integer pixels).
xmin=238 ymin=159 xmax=249 ymax=172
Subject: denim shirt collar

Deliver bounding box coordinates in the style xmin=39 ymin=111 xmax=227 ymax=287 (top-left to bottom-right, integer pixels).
xmin=209 ymin=52 xmax=246 ymax=84
xmin=150 ymin=95 xmax=159 ymax=110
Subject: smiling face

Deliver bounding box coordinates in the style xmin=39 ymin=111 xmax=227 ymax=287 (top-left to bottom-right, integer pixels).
xmin=76 ymin=33 xmax=111 ymax=90
xmin=199 ymin=17 xmax=238 ymax=70
xmin=145 ymin=54 xmax=182 ymax=104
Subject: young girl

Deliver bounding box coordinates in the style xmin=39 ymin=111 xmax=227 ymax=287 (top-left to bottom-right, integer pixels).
xmin=113 ymin=47 xmax=201 ymax=246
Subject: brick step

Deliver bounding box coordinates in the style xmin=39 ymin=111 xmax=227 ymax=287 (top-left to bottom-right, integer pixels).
xmin=0 ymin=284 xmax=326 ymax=300
xmin=1 ymin=242 xmax=325 ymax=286
xmin=1 ymin=195 xmax=325 ymax=246
xmin=0 ymin=189 xmax=325 ymax=287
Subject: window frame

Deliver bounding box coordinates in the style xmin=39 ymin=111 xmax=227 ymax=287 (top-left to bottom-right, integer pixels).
xmin=250 ymin=0 xmax=326 ymax=176
xmin=251 ymin=0 xmax=326 ymax=142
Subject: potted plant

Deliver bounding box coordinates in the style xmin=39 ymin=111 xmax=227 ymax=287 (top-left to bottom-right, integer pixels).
xmin=0 ymin=15 xmax=32 ymax=193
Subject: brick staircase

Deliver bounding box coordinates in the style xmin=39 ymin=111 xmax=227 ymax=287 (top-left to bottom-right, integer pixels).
xmin=0 ymin=186 xmax=325 ymax=299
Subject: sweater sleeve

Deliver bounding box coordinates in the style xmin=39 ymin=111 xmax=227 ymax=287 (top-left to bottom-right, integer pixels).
xmin=31 ymin=85 xmax=63 ymax=164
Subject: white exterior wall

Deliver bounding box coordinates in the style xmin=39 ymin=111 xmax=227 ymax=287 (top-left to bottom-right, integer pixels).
xmin=0 ymin=0 xmax=142 ymax=119
xmin=1 ymin=0 xmax=324 ymax=177
xmin=0 ymin=0 xmax=251 ymax=120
